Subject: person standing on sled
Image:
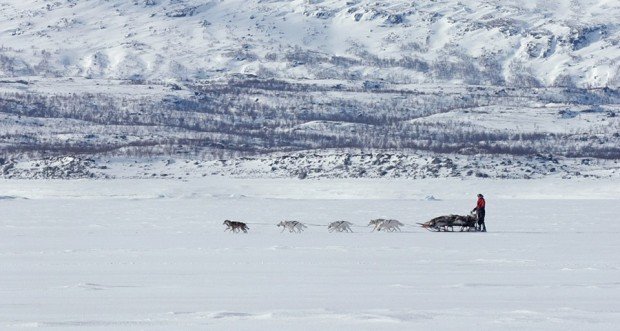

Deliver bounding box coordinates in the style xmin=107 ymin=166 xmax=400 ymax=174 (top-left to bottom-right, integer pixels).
xmin=472 ymin=194 xmax=486 ymax=232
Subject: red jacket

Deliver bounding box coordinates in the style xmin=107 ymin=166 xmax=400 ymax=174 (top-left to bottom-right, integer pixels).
xmin=476 ymin=197 xmax=486 ymax=210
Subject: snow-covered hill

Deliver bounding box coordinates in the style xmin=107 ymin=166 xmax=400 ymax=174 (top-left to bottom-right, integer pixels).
xmin=1 ymin=0 xmax=619 ymax=87
xmin=2 ymin=151 xmax=619 ymax=180
xmin=1 ymin=77 xmax=618 ymax=168
xmin=1 ymin=1 xmax=619 ymax=178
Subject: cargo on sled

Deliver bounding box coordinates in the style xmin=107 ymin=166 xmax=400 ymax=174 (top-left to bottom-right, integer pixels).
xmin=418 ymin=214 xmax=481 ymax=232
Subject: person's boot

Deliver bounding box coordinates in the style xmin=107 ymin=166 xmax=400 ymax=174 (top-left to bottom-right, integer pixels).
xmin=482 ymin=224 xmax=487 ymax=232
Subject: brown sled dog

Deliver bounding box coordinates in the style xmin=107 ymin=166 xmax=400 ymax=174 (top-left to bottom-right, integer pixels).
xmin=223 ymin=220 xmax=249 ymax=233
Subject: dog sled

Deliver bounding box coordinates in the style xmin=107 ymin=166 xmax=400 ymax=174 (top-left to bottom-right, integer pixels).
xmin=417 ymin=214 xmax=480 ymax=232
xmin=223 ymin=216 xmax=483 ymax=234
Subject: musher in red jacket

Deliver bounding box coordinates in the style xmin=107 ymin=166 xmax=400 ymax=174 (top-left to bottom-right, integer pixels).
xmin=472 ymin=194 xmax=486 ymax=232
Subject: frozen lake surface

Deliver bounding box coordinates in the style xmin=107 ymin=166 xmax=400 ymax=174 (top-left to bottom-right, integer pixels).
xmin=1 ymin=178 xmax=619 ymax=330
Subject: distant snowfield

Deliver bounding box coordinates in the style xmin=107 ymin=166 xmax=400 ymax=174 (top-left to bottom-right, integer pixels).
xmin=1 ymin=178 xmax=619 ymax=330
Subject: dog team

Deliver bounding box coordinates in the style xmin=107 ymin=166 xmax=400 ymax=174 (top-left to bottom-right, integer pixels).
xmin=223 ymin=194 xmax=487 ymax=233
xmin=223 ymin=218 xmax=405 ymax=233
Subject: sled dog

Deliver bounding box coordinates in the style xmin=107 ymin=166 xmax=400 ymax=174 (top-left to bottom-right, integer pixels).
xmin=223 ymin=220 xmax=249 ymax=233
xmin=369 ymin=219 xmax=404 ymax=232
xmin=328 ymin=221 xmax=353 ymax=233
xmin=277 ymin=221 xmax=307 ymax=233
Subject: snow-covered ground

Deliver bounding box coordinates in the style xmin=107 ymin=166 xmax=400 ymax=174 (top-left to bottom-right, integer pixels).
xmin=1 ymin=178 xmax=619 ymax=330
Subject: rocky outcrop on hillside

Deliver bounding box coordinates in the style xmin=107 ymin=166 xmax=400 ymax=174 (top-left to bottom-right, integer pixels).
xmin=2 ymin=151 xmax=618 ymax=180
xmin=201 ymin=152 xmax=618 ymax=180
xmin=1 ymin=156 xmax=108 ymax=179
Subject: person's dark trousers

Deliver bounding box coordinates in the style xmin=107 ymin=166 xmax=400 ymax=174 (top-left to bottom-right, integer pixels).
xmin=476 ymin=209 xmax=486 ymax=232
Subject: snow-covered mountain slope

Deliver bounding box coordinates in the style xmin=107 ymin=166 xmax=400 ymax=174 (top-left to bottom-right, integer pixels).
xmin=1 ymin=0 xmax=619 ymax=87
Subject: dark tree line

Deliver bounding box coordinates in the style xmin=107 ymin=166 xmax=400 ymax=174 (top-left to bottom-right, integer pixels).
xmin=0 ymin=79 xmax=618 ymax=159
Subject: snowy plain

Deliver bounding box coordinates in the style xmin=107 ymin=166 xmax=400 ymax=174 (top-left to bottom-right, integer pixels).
xmin=1 ymin=178 xmax=619 ymax=330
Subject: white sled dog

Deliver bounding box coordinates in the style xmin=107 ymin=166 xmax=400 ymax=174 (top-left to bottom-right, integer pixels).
xmin=368 ymin=219 xmax=386 ymax=232
xmin=368 ymin=218 xmax=404 ymax=232
xmin=378 ymin=219 xmax=404 ymax=232
xmin=327 ymin=221 xmax=353 ymax=233
xmin=277 ymin=221 xmax=307 ymax=233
